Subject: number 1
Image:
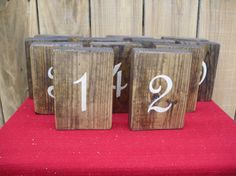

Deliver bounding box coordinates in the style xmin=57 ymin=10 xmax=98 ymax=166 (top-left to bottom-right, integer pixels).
xmin=74 ymin=73 xmax=87 ymax=112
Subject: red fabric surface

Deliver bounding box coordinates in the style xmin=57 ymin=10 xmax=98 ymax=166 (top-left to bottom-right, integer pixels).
xmin=0 ymin=99 xmax=236 ymax=176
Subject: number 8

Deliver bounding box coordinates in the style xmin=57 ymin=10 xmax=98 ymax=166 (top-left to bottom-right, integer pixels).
xmin=148 ymin=75 xmax=173 ymax=113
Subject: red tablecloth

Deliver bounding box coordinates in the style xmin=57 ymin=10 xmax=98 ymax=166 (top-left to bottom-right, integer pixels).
xmin=0 ymin=99 xmax=236 ymax=176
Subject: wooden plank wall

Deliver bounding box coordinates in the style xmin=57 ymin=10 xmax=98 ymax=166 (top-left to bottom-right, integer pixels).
xmin=38 ymin=0 xmax=90 ymax=36
xmin=90 ymin=0 xmax=143 ymax=37
xmin=198 ymin=0 xmax=236 ymax=118
xmin=0 ymin=0 xmax=235 ymax=125
xmin=144 ymin=0 xmax=199 ymax=38
xmin=0 ymin=0 xmax=38 ymax=124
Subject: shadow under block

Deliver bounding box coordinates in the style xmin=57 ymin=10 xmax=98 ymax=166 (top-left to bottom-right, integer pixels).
xmin=90 ymin=42 xmax=143 ymax=113
xmin=30 ymin=42 xmax=82 ymax=114
xmin=129 ymin=48 xmax=192 ymax=130
xmin=154 ymin=43 xmax=204 ymax=112
xmin=53 ymin=48 xmax=114 ymax=130
xmin=25 ymin=37 xmax=72 ymax=98
xmin=161 ymin=37 xmax=220 ymax=101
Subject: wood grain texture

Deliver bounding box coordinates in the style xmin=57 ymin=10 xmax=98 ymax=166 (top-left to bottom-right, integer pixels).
xmin=0 ymin=0 xmax=38 ymax=121
xmin=161 ymin=37 xmax=220 ymax=101
xmin=91 ymin=0 xmax=142 ymax=37
xmin=38 ymin=0 xmax=90 ymax=36
xmin=53 ymin=48 xmax=114 ymax=130
xmin=198 ymin=0 xmax=236 ymax=118
xmin=30 ymin=42 xmax=82 ymax=114
xmin=129 ymin=48 xmax=192 ymax=130
xmin=145 ymin=0 xmax=198 ymax=38
xmin=90 ymin=42 xmax=143 ymax=113
xmin=154 ymin=43 xmax=204 ymax=112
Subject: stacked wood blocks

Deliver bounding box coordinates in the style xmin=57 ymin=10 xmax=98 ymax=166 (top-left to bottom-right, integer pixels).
xmin=26 ymin=35 xmax=220 ymax=130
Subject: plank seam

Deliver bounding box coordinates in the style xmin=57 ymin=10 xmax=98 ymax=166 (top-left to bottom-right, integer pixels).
xmin=142 ymin=0 xmax=145 ymax=36
xmin=36 ymin=0 xmax=40 ymax=34
xmin=196 ymin=0 xmax=201 ymax=38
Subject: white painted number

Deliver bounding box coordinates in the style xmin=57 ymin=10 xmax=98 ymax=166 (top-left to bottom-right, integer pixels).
xmin=148 ymin=75 xmax=173 ymax=113
xmin=113 ymin=63 xmax=127 ymax=98
xmin=74 ymin=72 xmax=87 ymax=112
xmin=199 ymin=61 xmax=207 ymax=85
xmin=47 ymin=67 xmax=55 ymax=98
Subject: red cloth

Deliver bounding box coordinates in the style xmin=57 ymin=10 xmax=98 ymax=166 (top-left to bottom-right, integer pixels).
xmin=0 ymin=99 xmax=236 ymax=176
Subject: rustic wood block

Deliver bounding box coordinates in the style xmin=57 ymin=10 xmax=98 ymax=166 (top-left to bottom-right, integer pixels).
xmin=90 ymin=42 xmax=143 ymax=113
xmin=129 ymin=48 xmax=192 ymax=130
xmin=161 ymin=36 xmax=209 ymax=42
xmin=30 ymin=42 xmax=82 ymax=114
xmin=25 ymin=37 xmax=71 ymax=98
xmin=53 ymin=47 xmax=114 ymax=130
xmin=153 ymin=42 xmax=204 ymax=112
xmin=161 ymin=37 xmax=220 ymax=101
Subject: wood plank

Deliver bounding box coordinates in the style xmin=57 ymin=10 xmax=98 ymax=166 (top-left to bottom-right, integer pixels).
xmin=129 ymin=48 xmax=192 ymax=130
xmin=161 ymin=37 xmax=220 ymax=101
xmin=38 ymin=0 xmax=90 ymax=36
xmin=53 ymin=48 xmax=114 ymax=129
xmin=145 ymin=0 xmax=198 ymax=38
xmin=90 ymin=41 xmax=143 ymax=113
xmin=198 ymin=0 xmax=236 ymax=118
xmin=91 ymin=0 xmax=143 ymax=37
xmin=0 ymin=0 xmax=38 ymax=121
xmin=30 ymin=42 xmax=82 ymax=114
xmin=153 ymin=43 xmax=204 ymax=112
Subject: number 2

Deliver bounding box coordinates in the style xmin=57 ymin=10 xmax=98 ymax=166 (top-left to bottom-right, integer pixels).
xmin=148 ymin=75 xmax=173 ymax=113
xmin=74 ymin=73 xmax=87 ymax=112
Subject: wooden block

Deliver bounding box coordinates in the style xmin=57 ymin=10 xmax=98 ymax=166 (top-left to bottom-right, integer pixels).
xmin=161 ymin=36 xmax=209 ymax=43
xmin=90 ymin=42 xmax=143 ymax=113
xmin=161 ymin=37 xmax=220 ymax=101
xmin=129 ymin=48 xmax=192 ymax=130
xmin=71 ymin=37 xmax=124 ymax=47
xmin=53 ymin=47 xmax=114 ymax=130
xmin=25 ymin=37 xmax=71 ymax=98
xmin=153 ymin=42 xmax=204 ymax=112
xmin=30 ymin=42 xmax=82 ymax=114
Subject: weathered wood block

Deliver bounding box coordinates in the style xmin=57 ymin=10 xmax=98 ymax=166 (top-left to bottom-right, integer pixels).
xmin=129 ymin=48 xmax=192 ymax=130
xmin=25 ymin=37 xmax=71 ymax=98
xmin=90 ymin=41 xmax=143 ymax=113
xmin=30 ymin=42 xmax=82 ymax=114
xmin=161 ymin=37 xmax=220 ymax=101
xmin=53 ymin=47 xmax=114 ymax=130
xmin=153 ymin=42 xmax=204 ymax=112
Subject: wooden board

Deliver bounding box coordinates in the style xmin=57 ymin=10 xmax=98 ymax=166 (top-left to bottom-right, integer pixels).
xmin=144 ymin=0 xmax=198 ymax=38
xmin=161 ymin=37 xmax=220 ymax=101
xmin=90 ymin=41 xmax=143 ymax=113
xmin=198 ymin=0 xmax=236 ymax=118
xmin=129 ymin=48 xmax=192 ymax=130
xmin=154 ymin=43 xmax=204 ymax=112
xmin=30 ymin=42 xmax=82 ymax=114
xmin=38 ymin=0 xmax=90 ymax=36
xmin=0 ymin=0 xmax=38 ymax=121
xmin=91 ymin=0 xmax=143 ymax=37
xmin=53 ymin=48 xmax=114 ymax=129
